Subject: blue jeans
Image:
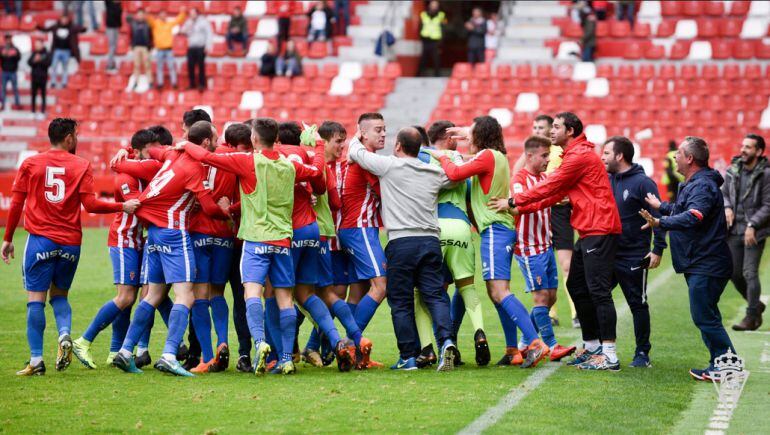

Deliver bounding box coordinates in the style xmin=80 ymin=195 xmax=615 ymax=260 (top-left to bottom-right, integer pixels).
xmin=276 ymin=56 xmax=301 ymax=76
xmin=1 ymin=71 xmax=19 ymax=106
xmin=75 ymin=0 xmax=98 ymax=30
xmin=51 ymin=49 xmax=71 ymax=88
xmin=685 ymin=273 xmax=736 ymax=368
xmin=154 ymin=49 xmax=176 ymax=86
xmin=581 ymin=45 xmax=595 ymax=62
xmin=226 ymin=32 xmax=248 ymax=51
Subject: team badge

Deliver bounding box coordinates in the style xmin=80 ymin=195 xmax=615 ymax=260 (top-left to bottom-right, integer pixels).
xmin=129 ymin=271 xmax=136 ymax=280
xmin=536 ymin=276 xmax=542 ymax=286
xmin=623 ymin=189 xmax=629 ymax=201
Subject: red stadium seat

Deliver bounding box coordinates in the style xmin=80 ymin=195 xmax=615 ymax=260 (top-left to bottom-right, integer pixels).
xmin=272 ymin=77 xmax=291 ymax=93
xmin=644 ymin=44 xmax=664 ymax=59
xmin=361 ymin=63 xmax=378 ymax=79
xmin=721 ymin=19 xmax=743 ymax=37
xmin=669 ymin=41 xmax=690 ymax=60
xmin=307 ymin=42 xmax=328 ymax=59
xmin=383 ymin=62 xmax=402 ymax=79
xmin=722 ymin=64 xmax=741 ymax=80
xmin=697 ymin=19 xmax=719 ymax=38
xmin=661 ymin=1 xmax=681 ymax=16
xmin=681 ymin=1 xmax=704 ymax=16
xmin=595 ymin=21 xmax=609 ymax=38
xmin=729 ymin=1 xmax=750 ymax=16
xmin=711 ymin=40 xmax=732 ymax=59
xmin=705 ymin=1 xmax=725 ymax=16
xmin=702 ymin=64 xmax=719 ymax=80
xmin=474 ymin=63 xmax=491 ymax=79
xmin=733 ymin=40 xmax=755 ymax=59
xmin=452 ymin=63 xmax=471 ymax=79
xmin=610 ymin=20 xmax=630 ymax=38
xmin=632 ymin=22 xmax=651 ymax=38
xmin=756 ymin=42 xmax=770 ymax=59
xmin=745 ymin=64 xmax=762 ymax=79
xmin=562 ymin=21 xmax=582 ymax=38
xmin=320 ymin=63 xmax=339 ymax=79
xmin=291 ymin=77 xmax=310 ymax=93
xmin=290 ymin=15 xmax=309 ymax=37
xmin=623 ymin=42 xmax=643 ymax=59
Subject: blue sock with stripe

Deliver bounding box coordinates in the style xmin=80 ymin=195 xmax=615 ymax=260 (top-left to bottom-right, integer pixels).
xmin=49 ymin=296 xmax=72 ymax=337
xmin=110 ymin=307 xmax=131 ymax=352
xmin=27 ymin=302 xmax=45 ymax=358
xmin=532 ymin=305 xmax=557 ymax=348
xmin=450 ymin=287 xmax=465 ymax=339
xmin=191 ymin=299 xmax=214 ymax=362
xmin=210 ymin=296 xmax=229 ymax=346
xmin=83 ymin=300 xmax=121 ymax=342
xmin=265 ymin=297 xmax=280 ymax=355
xmin=302 ymin=295 xmax=341 ymax=345
xmin=354 ymin=295 xmax=379 ymax=332
xmin=122 ymin=301 xmax=155 ymax=353
xmin=279 ymin=308 xmax=297 ymax=362
xmin=494 ymin=302 xmax=518 ymax=348
xmin=501 ymin=294 xmax=538 ymax=344
xmin=162 ymin=304 xmax=190 ymax=357
xmin=332 ymin=300 xmax=362 ymax=345
xmin=245 ymin=297 xmax=265 ymax=344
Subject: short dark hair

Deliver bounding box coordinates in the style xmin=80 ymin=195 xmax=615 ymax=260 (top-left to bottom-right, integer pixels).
xmin=605 ymin=135 xmax=634 ymax=164
xmin=253 ymin=118 xmax=279 ymax=147
xmin=745 ymin=133 xmax=766 ymax=152
xmin=318 ymin=121 xmax=346 ymax=141
xmin=357 ymin=112 xmax=384 ymax=124
xmin=397 ymin=128 xmax=422 ymax=157
xmin=413 ymin=125 xmax=430 ymax=147
xmin=534 ymin=114 xmax=554 ymax=125
xmin=472 ymin=115 xmax=506 ymax=154
xmin=130 ymin=129 xmax=158 ymax=151
xmin=278 ymin=121 xmax=301 ymax=145
xmin=682 ymin=136 xmax=710 ymax=167
xmin=554 ymin=112 xmax=583 ymax=137
xmin=524 ymin=135 xmax=551 ymax=152
xmin=48 ymin=118 xmax=78 ymax=144
xmin=187 ymin=120 xmax=214 ymax=145
xmin=428 ymin=120 xmax=455 ymax=144
xmin=224 ymin=123 xmax=252 ymax=147
xmin=183 ymin=109 xmax=211 ymax=128
xmin=146 ymin=125 xmax=173 ymax=145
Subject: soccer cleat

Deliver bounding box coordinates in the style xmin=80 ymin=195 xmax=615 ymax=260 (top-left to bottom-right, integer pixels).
xmin=355 ymin=337 xmax=373 ymax=370
xmin=572 ymin=317 xmax=581 ymax=329
xmin=335 ymin=339 xmax=356 ymax=372
xmin=390 ymin=357 xmax=418 ymax=371
xmin=154 ymin=356 xmax=195 ymax=377
xmin=689 ymin=367 xmax=714 ymax=381
xmin=474 ymin=329 xmax=491 ymax=366
xmin=366 ymin=359 xmax=384 ymax=369
xmin=211 ymin=343 xmax=230 ymax=372
xmin=577 ymin=354 xmax=620 ymax=371
xmin=112 ymin=353 xmax=143 ymax=374
xmin=454 ymin=347 xmax=465 ymax=366
xmin=320 ymin=333 xmax=335 ymax=366
xmin=266 ymin=360 xmax=277 ymax=371
xmin=496 ymin=347 xmax=523 ymax=366
xmin=190 ymin=359 xmax=216 ymax=374
xmin=236 ymin=355 xmax=253 ymax=373
xmin=105 ymin=352 xmax=118 ymax=366
xmin=415 ymin=344 xmax=437 ymax=368
xmin=16 ymin=360 xmax=46 ymax=376
xmin=629 ymin=351 xmax=652 ymax=368
xmin=567 ymin=347 xmax=602 ymax=366
xmin=436 ymin=340 xmax=457 ymax=372
xmin=181 ymin=354 xmax=200 ymax=372
xmin=72 ymin=337 xmax=97 ymax=369
xmin=56 ymin=334 xmax=73 ymax=371
xmin=301 ymin=348 xmax=324 ymax=368
xmin=253 ymin=341 xmax=272 ymax=375
xmin=550 ymin=344 xmax=577 ymax=362
xmin=521 ymin=339 xmax=550 ymax=369
xmin=176 ymin=343 xmax=189 ymax=362
xmin=270 ymin=360 xmax=296 ymax=375
xmin=135 ymin=351 xmax=152 ymax=368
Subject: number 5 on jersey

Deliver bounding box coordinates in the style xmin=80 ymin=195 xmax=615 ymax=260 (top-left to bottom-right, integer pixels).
xmin=45 ymin=166 xmax=66 ymax=203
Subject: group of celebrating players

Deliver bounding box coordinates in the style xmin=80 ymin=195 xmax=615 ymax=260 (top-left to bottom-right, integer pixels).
xmin=4 ymin=106 xmax=635 ymax=377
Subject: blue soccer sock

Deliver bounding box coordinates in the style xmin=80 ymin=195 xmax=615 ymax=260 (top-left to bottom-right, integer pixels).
xmin=303 ymin=295 xmax=341 ymax=345
xmin=191 ymin=299 xmax=214 ymax=362
xmin=157 ymin=297 xmax=173 ymax=326
xmin=265 ymin=297 xmax=280 ymax=355
xmin=354 ymin=294 xmax=379 ymax=332
xmin=122 ymin=300 xmax=155 ymax=353
xmin=306 ymin=327 xmax=321 ymax=351
xmin=138 ymin=310 xmax=154 ymax=350
xmin=210 ymin=295 xmax=229 ymax=346
xmin=347 ymin=302 xmax=358 ymax=317
xmin=49 ymin=296 xmax=72 ymax=337
xmin=279 ymin=308 xmax=297 ymax=362
xmin=27 ymin=302 xmax=46 ymax=358
xmin=245 ymin=297 xmax=265 ymax=344
xmin=450 ymin=287 xmax=465 ymax=338
xmin=332 ymin=300 xmax=362 ymax=345
xmin=501 ymin=294 xmax=538 ymax=344
xmin=162 ymin=304 xmax=190 ymax=358
xmin=110 ymin=307 xmax=131 ymax=352
xmin=532 ymin=305 xmax=557 ymax=348
xmin=83 ymin=300 xmax=121 ymax=342
xmin=494 ymin=302 xmax=518 ymax=348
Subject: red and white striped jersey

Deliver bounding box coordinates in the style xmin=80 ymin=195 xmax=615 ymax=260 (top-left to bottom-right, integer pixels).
xmin=339 ymin=160 xmax=382 ymax=230
xmin=108 ymin=173 xmax=144 ymax=249
xmin=512 ymin=169 xmax=551 ymax=257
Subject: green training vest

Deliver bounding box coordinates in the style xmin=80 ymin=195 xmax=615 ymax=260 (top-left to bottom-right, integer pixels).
xmin=420 ymin=11 xmax=444 ymax=40
xmin=237 ymin=152 xmax=295 ymax=243
xmin=429 ymin=150 xmax=468 ymax=214
xmin=313 ymin=192 xmax=336 ymax=238
xmin=470 ymin=149 xmax=514 ymax=233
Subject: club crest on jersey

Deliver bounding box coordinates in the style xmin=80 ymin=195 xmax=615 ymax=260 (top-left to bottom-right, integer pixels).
xmin=36 ymin=249 xmax=77 ymax=262
xmin=623 ymin=189 xmax=629 ymax=201
xmin=129 ymin=271 xmax=136 ymax=280
xmin=121 ymin=183 xmax=131 ymax=195
xmin=513 ymin=183 xmax=524 ymax=194
xmin=253 ymin=245 xmax=290 ymax=255
xmin=536 ymin=276 xmax=542 ymax=286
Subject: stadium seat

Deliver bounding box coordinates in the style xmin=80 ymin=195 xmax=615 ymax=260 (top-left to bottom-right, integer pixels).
xmin=656 ymin=20 xmax=675 ymax=38
xmin=733 ymin=40 xmax=755 ymax=59
xmin=688 ymin=41 xmax=712 ymax=60
xmin=514 ymin=93 xmax=540 ymax=112
xmin=661 ymin=1 xmax=681 ymax=16
xmin=624 ymin=42 xmax=644 ymax=60
xmin=488 ymin=108 xmax=513 ymax=128
xmin=585 ymin=78 xmax=609 ymax=97
xmin=572 ymin=62 xmax=596 ymax=81
xmin=256 ymin=18 xmax=278 ymax=38
xmin=675 ymin=20 xmax=697 ymax=39
xmin=610 ymin=21 xmax=630 ymax=38
xmin=697 ymin=19 xmax=719 ymax=38
xmin=681 ymin=1 xmax=704 ymax=16
xmin=741 ymin=18 xmax=768 ymax=38
xmin=244 ymin=0 xmax=267 ymax=17
xmin=247 ymin=39 xmax=269 ymax=59
xmin=711 ymin=41 xmax=732 ymax=59
xmin=705 ymin=1 xmax=725 ymax=16
xmin=557 ymin=41 xmax=581 ymax=60
xmin=749 ymin=0 xmax=770 ymax=17
xmin=328 ymin=76 xmax=353 ymax=96
xmin=729 ymin=1 xmax=751 ymax=16
xmin=307 ymin=42 xmax=328 ymax=59
xmin=584 ymin=124 xmax=607 ymax=144
xmin=721 ymin=18 xmax=743 ymax=37
xmin=633 ymin=22 xmax=651 ymax=38
xmin=670 ymin=41 xmax=690 ymax=59
xmin=645 ymin=44 xmax=665 ymax=59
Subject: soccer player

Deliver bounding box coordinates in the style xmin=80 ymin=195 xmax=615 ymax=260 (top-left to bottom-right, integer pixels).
xmin=71 ymin=129 xmax=160 ymax=369
xmin=495 ymin=135 xmax=577 ymax=362
xmin=2 ymin=118 xmax=140 ymax=376
xmin=433 ymin=116 xmax=550 ymax=369
xmin=338 ymin=112 xmax=389 ymax=369
xmin=178 ymin=117 xmax=354 ymax=375
xmin=110 ymin=120 xmax=231 ymax=377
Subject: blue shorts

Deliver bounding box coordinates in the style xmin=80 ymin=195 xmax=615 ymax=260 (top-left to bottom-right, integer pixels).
xmin=338 ymin=227 xmax=386 ymax=280
xmin=316 ymin=239 xmax=335 ymax=288
xmin=109 ymin=246 xmax=141 ymax=286
xmin=145 ymin=225 xmax=196 ymax=284
xmin=240 ymin=241 xmax=294 ymax=288
xmin=191 ymin=233 xmax=234 ymax=285
xmin=331 ymin=249 xmax=356 ymax=285
xmin=291 ymin=222 xmax=320 ymax=285
xmin=22 ymin=234 xmax=80 ymax=292
xmin=480 ymin=223 xmax=516 ymax=281
xmin=516 ymin=248 xmax=559 ymax=292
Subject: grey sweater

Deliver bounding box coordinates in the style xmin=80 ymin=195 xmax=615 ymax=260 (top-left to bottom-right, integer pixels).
xmin=183 ymin=17 xmax=213 ymax=49
xmin=348 ymin=138 xmax=453 ymax=241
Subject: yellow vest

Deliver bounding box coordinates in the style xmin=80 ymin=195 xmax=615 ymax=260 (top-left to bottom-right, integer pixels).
xmin=420 ymin=11 xmax=445 ymax=40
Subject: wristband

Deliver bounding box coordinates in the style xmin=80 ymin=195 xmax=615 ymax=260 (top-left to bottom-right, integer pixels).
xmin=508 ymin=197 xmax=515 ymax=209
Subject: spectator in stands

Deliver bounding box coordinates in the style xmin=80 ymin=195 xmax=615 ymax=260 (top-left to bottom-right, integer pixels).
xmin=418 ymin=0 xmax=446 ymax=77
xmin=104 ymin=0 xmax=122 ymax=71
xmin=3 ymin=0 xmax=22 ymax=19
xmin=485 ymin=11 xmax=499 ymax=53
xmin=37 ymin=14 xmax=86 ymax=88
xmin=260 ymin=41 xmax=278 ymax=77
xmin=570 ymin=0 xmax=591 ymax=23
xmin=334 ymin=0 xmax=350 ymax=36
xmin=592 ymin=0 xmax=608 ymax=20
xmin=147 ymin=7 xmax=187 ymax=89
xmin=276 ymin=1 xmax=301 ymax=53
xmin=614 ymin=0 xmax=635 ymax=28
xmin=276 ymin=40 xmax=303 ymax=77
xmin=126 ymin=9 xmax=153 ymax=89
xmin=0 ymin=34 xmax=20 ymax=111
xmin=465 ymin=7 xmax=487 ymax=65
xmin=580 ymin=10 xmax=597 ymax=62
xmin=307 ymin=1 xmax=334 ymax=42
xmin=181 ymin=7 xmax=213 ymax=91
xmin=226 ymin=5 xmax=249 ymax=54
xmin=28 ymin=39 xmax=51 ymax=118
xmin=662 ymin=139 xmax=684 ymax=201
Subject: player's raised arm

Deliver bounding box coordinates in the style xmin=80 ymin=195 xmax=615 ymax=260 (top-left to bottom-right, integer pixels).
xmin=182 ymin=142 xmax=253 ymax=179
xmin=435 ymin=148 xmax=493 ymax=182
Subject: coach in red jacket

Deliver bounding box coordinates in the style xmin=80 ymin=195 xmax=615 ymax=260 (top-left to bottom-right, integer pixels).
xmin=492 ymin=112 xmax=623 ymax=371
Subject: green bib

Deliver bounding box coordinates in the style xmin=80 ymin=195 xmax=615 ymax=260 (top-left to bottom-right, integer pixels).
xmin=430 ymin=149 xmax=468 ymax=214
xmin=313 ymin=192 xmax=336 ymax=238
xmin=470 ymin=149 xmax=514 ymax=233
xmin=237 ymin=153 xmax=295 ymax=242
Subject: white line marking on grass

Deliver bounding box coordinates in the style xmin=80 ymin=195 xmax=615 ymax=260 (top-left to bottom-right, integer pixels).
xmin=458 ymin=267 xmax=676 ymax=435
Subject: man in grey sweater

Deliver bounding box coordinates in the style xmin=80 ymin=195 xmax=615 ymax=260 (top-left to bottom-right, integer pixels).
xmin=181 ymin=8 xmax=212 ymax=90
xmin=348 ymin=127 xmax=457 ymax=371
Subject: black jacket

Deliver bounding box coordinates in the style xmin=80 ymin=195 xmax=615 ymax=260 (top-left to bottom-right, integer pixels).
xmin=660 ymin=168 xmax=732 ymax=278
xmin=466 ymin=18 xmax=487 ymax=50
xmin=27 ymin=48 xmax=51 ymax=82
xmin=127 ymin=17 xmax=152 ymax=48
xmin=722 ymin=155 xmax=770 ymax=241
xmin=37 ymin=22 xmax=86 ymax=62
xmin=609 ymin=164 xmax=667 ymax=258
xmin=105 ymin=0 xmax=123 ymax=29
xmin=0 ymin=44 xmax=21 ymax=72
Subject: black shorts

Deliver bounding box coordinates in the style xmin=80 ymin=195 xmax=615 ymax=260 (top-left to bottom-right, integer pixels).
xmin=550 ymin=203 xmax=575 ymax=251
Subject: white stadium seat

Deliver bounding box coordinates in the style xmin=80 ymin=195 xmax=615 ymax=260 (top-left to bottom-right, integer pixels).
xmin=637 ymin=1 xmax=661 ymax=19
xmin=556 ymin=41 xmax=581 ymax=60
xmin=584 ymin=124 xmax=607 ymax=145
xmin=256 ymin=18 xmax=278 ymax=38
xmin=515 ymin=93 xmax=540 ymax=112
xmin=239 ymin=91 xmax=264 ymax=110
xmin=585 ymin=78 xmax=610 ymax=98
xmin=572 ymin=62 xmax=597 ymax=81
xmin=748 ymin=0 xmax=770 ymax=17
xmin=247 ymin=39 xmax=269 ymax=59
xmin=675 ymin=19 xmax=697 ymax=39
xmin=740 ymin=18 xmax=768 ymax=39
xmin=688 ymin=41 xmax=712 ymax=60
xmin=328 ymin=76 xmax=353 ymax=96
xmin=488 ymin=108 xmax=513 ymax=128
xmin=338 ymin=62 xmax=363 ymax=81
xmin=244 ymin=0 xmax=267 ymax=17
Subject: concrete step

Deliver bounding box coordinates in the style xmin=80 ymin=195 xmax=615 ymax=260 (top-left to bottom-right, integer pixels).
xmin=500 ymin=37 xmax=544 ymax=47
xmin=504 ymin=24 xmax=560 ymax=39
xmin=337 ymin=45 xmax=379 ymax=61
xmin=505 ymin=16 xmax=554 ymax=26
xmin=496 ymin=46 xmax=553 ymax=61
xmin=0 ymin=142 xmax=28 ymax=152
xmin=0 ymin=125 xmax=37 ymax=136
xmin=347 ymin=24 xmax=404 ymax=40
xmin=512 ymin=2 xmax=568 ymax=18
